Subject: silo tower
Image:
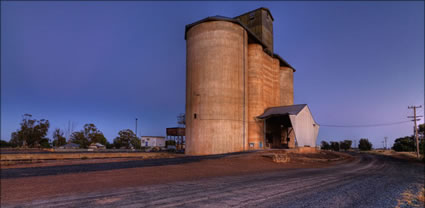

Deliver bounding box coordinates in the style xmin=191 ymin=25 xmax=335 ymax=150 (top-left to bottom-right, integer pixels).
xmin=185 ymin=19 xmax=249 ymax=155
xmin=184 ymin=8 xmax=317 ymax=155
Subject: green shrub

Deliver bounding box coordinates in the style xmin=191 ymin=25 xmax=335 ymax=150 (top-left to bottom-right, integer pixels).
xmin=358 ymin=138 xmax=372 ymax=151
xmin=321 ymin=141 xmax=331 ymax=150
xmin=166 ymin=140 xmax=176 ymax=147
xmin=330 ymin=142 xmax=340 ymax=151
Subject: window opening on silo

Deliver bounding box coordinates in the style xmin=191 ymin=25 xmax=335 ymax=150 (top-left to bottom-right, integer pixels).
xmin=194 ymin=113 xmax=197 ymax=119
xmin=249 ymin=12 xmax=255 ymax=20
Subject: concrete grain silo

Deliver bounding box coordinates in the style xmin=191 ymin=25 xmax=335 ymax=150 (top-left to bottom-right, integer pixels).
xmin=279 ymin=67 xmax=294 ymax=106
xmin=247 ymin=43 xmax=265 ymax=149
xmin=275 ymin=53 xmax=295 ymax=106
xmin=246 ymin=43 xmax=281 ymax=149
xmin=184 ymin=8 xmax=319 ymax=155
xmin=185 ymin=20 xmax=248 ymax=155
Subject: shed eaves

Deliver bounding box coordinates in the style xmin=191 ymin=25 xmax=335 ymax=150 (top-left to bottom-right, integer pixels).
xmin=257 ymin=104 xmax=307 ymax=119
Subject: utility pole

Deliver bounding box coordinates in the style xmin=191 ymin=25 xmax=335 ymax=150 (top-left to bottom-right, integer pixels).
xmin=408 ymin=105 xmax=422 ymax=158
xmin=384 ymin=137 xmax=387 ymax=150
xmin=135 ymin=118 xmax=138 ymax=137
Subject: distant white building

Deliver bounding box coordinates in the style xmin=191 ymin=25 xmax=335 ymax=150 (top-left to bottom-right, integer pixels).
xmin=88 ymin=143 xmax=106 ymax=149
xmin=141 ymin=136 xmax=166 ymax=148
xmin=59 ymin=143 xmax=80 ymax=149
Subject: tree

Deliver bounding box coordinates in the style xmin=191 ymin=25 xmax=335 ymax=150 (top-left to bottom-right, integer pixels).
xmin=392 ymin=136 xmax=415 ymax=152
xmin=0 ymin=140 xmax=11 ymax=148
xmin=70 ymin=124 xmax=107 ymax=148
xmin=330 ymin=141 xmax=340 ymax=151
xmin=358 ymin=138 xmax=372 ymax=151
xmin=52 ymin=128 xmax=67 ymax=147
xmin=419 ymin=124 xmax=424 ymax=138
xmin=130 ymin=137 xmax=141 ymax=149
xmin=105 ymin=141 xmax=114 ymax=149
xmin=340 ymin=140 xmax=353 ymax=151
xmin=166 ymin=140 xmax=176 ymax=147
xmin=10 ymin=114 xmax=50 ymax=147
xmin=320 ymin=141 xmax=331 ymax=150
xmin=70 ymin=131 xmax=89 ymax=148
xmin=39 ymin=138 xmax=51 ymax=148
xmin=82 ymin=124 xmax=107 ymax=145
xmin=9 ymin=132 xmax=23 ymax=147
xmin=113 ymin=129 xmax=138 ymax=149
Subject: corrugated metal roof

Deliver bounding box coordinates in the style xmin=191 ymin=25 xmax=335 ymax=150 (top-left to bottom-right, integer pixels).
xmin=257 ymin=104 xmax=307 ymax=119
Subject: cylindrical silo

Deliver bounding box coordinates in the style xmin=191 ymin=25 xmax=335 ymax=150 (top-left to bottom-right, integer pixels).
xmin=247 ymin=43 xmax=281 ymax=150
xmin=279 ymin=66 xmax=294 ymax=106
xmin=247 ymin=43 xmax=264 ymax=149
xmin=185 ymin=21 xmax=248 ymax=155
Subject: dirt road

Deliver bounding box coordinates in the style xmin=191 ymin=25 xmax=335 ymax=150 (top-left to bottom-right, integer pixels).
xmin=1 ymin=152 xmax=423 ymax=207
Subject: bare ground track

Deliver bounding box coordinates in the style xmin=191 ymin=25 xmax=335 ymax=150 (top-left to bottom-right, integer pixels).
xmin=1 ymin=152 xmax=423 ymax=208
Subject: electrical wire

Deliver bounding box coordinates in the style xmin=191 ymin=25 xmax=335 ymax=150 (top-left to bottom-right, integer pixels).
xmin=318 ymin=120 xmax=411 ymax=128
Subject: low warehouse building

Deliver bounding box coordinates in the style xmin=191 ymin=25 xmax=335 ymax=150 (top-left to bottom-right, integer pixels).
xmin=184 ymin=8 xmax=319 ymax=155
xmin=141 ymin=136 xmax=166 ymax=148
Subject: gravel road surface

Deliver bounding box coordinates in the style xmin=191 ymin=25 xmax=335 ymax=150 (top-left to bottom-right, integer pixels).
xmin=1 ymin=153 xmax=423 ymax=208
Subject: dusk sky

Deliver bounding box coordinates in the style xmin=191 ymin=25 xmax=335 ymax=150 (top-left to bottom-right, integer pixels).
xmin=1 ymin=2 xmax=424 ymax=148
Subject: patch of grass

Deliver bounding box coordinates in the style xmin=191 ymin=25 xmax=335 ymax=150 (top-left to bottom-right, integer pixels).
xmin=396 ymin=185 xmax=425 ymax=208
xmin=418 ymin=188 xmax=425 ymax=204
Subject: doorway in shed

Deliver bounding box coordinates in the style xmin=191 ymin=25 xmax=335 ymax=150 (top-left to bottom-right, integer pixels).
xmin=265 ymin=115 xmax=294 ymax=149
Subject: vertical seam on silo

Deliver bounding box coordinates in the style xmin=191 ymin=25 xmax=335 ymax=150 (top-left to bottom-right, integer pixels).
xmin=243 ymin=29 xmax=246 ymax=151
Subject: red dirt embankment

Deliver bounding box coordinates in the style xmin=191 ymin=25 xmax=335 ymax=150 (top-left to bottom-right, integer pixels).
xmin=1 ymin=152 xmax=180 ymax=169
xmin=1 ymin=150 xmax=351 ymax=204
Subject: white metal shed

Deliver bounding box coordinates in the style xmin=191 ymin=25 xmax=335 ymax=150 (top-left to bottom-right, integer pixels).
xmin=257 ymin=104 xmax=319 ymax=147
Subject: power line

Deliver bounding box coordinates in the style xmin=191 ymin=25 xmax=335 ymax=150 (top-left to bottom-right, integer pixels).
xmin=318 ymin=120 xmax=411 ymax=128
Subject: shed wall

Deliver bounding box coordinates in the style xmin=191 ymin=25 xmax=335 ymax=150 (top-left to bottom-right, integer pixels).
xmin=289 ymin=107 xmax=319 ymax=147
xmin=141 ymin=137 xmax=166 ymax=148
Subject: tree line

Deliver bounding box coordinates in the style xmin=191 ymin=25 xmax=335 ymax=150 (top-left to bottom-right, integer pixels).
xmin=321 ymin=139 xmax=372 ymax=151
xmin=320 ymin=124 xmax=425 ymax=154
xmin=1 ymin=114 xmax=141 ymax=149
xmin=392 ymin=124 xmax=424 ymax=154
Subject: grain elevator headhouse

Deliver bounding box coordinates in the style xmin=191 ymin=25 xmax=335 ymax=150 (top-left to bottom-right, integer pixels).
xmin=184 ymin=8 xmax=319 ymax=155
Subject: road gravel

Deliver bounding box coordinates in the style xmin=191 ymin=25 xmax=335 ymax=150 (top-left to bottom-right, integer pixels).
xmin=1 ymin=152 xmax=423 ymax=208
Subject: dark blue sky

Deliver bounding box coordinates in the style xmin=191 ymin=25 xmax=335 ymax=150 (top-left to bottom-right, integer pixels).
xmin=1 ymin=2 xmax=424 ymax=147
